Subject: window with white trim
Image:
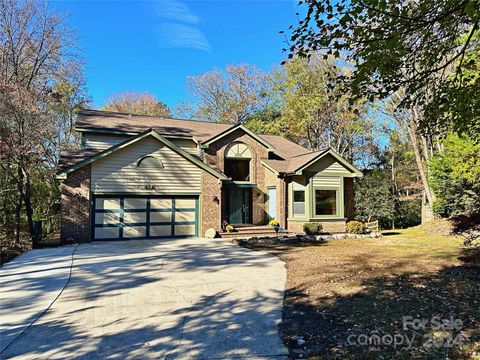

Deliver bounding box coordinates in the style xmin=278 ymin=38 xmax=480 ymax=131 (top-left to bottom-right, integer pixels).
xmin=224 ymin=142 xmax=251 ymax=181
xmin=293 ymin=190 xmax=305 ymax=216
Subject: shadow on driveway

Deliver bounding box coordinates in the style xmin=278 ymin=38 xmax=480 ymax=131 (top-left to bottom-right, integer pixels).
xmin=1 ymin=238 xmax=288 ymax=359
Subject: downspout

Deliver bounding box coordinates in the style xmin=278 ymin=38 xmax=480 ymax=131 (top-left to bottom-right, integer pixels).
xmin=279 ymin=173 xmax=289 ymax=230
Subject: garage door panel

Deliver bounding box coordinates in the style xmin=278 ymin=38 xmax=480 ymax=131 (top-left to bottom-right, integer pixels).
xmin=123 ymin=226 xmax=147 ymax=238
xmin=124 ymin=198 xmax=147 ymax=210
xmin=123 ymin=211 xmax=147 ymax=224
xmin=93 ymin=196 xmax=197 ymax=240
xmin=175 ymin=199 xmax=196 ymax=209
xmin=150 ymin=211 xmax=172 ymax=223
xmin=150 ymin=225 xmax=172 ymax=237
xmin=95 ymin=198 xmax=121 ymax=210
xmin=151 ymin=198 xmax=172 ymax=209
xmin=176 ymin=210 xmax=196 ymax=222
xmin=95 ymin=212 xmax=120 ymax=225
xmin=95 ymin=227 xmax=120 ymax=239
xmin=175 ymin=224 xmax=196 ymax=236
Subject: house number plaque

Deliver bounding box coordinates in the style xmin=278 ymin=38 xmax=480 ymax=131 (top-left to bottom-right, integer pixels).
xmin=145 ymin=184 xmax=156 ymax=190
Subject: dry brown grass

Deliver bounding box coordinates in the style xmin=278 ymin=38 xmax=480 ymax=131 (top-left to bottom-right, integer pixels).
xmin=244 ymin=227 xmax=480 ymax=359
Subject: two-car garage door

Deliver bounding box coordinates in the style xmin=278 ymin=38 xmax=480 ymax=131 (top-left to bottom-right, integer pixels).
xmin=93 ymin=196 xmax=198 ymax=240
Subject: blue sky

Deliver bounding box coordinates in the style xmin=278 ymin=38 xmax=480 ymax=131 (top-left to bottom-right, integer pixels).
xmin=52 ymin=0 xmax=298 ymax=110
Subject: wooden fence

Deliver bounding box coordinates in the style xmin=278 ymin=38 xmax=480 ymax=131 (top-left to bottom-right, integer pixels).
xmin=365 ymin=220 xmax=379 ymax=232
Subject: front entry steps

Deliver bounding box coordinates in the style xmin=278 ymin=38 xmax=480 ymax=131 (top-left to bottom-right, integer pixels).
xmin=220 ymin=225 xmax=291 ymax=239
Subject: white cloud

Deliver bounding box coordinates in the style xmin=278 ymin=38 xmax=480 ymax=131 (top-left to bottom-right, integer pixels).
xmin=155 ymin=23 xmax=211 ymax=52
xmin=154 ymin=0 xmax=200 ymax=24
xmin=151 ymin=0 xmax=211 ymax=52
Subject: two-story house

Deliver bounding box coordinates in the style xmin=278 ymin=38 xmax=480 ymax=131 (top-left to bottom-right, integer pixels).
xmin=56 ymin=109 xmax=362 ymax=242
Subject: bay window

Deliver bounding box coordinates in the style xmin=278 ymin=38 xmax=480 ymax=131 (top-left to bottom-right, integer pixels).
xmin=315 ymin=189 xmax=337 ymax=216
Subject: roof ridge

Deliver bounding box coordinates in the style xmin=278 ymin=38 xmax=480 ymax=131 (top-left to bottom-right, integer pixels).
xmin=78 ymin=109 xmax=236 ymax=126
xmin=290 ymin=149 xmax=325 ymax=158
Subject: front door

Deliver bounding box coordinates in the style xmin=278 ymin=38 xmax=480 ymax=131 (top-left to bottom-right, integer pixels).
xmin=228 ymin=188 xmax=252 ymax=224
xmin=267 ymin=187 xmax=277 ymax=221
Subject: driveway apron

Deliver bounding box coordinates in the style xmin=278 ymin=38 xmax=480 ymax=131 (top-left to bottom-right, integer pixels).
xmin=0 ymin=238 xmax=288 ymax=359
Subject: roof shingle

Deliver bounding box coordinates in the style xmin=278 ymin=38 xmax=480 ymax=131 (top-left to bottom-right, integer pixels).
xmin=75 ymin=109 xmax=233 ymax=142
xmin=61 ymin=109 xmax=325 ymax=174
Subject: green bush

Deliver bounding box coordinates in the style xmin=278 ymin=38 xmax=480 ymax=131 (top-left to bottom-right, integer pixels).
xmin=394 ymin=200 xmax=421 ymax=228
xmin=346 ymin=221 xmax=366 ymax=234
xmin=303 ymin=222 xmax=323 ymax=235
xmin=429 ymin=134 xmax=480 ymax=218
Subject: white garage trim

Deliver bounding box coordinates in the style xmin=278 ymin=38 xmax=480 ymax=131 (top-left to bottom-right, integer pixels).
xmin=92 ymin=195 xmax=199 ymax=240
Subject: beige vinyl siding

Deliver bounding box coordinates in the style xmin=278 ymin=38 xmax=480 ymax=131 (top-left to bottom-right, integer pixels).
xmin=84 ymin=133 xmax=200 ymax=155
xmin=171 ymin=138 xmax=201 ymax=156
xmin=312 ymin=176 xmax=341 ymax=187
xmin=91 ymin=137 xmax=201 ymax=194
xmin=306 ymin=154 xmax=353 ymax=176
xmin=84 ymin=133 xmax=129 ymax=150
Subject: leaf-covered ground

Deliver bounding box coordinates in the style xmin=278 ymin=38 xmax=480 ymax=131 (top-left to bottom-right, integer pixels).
xmin=244 ymin=227 xmax=480 ymax=359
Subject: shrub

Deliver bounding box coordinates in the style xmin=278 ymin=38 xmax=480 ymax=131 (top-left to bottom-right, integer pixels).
xmin=346 ymin=221 xmax=366 ymax=234
xmin=204 ymin=228 xmax=218 ymax=238
xmin=303 ymin=222 xmax=323 ymax=235
xmin=269 ymin=219 xmax=279 ymax=226
xmin=225 ymin=225 xmax=235 ymax=232
xmin=394 ymin=199 xmax=421 ymax=228
xmin=429 ymin=134 xmax=480 ymax=218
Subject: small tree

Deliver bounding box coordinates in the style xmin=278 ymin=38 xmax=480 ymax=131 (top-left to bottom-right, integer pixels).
xmin=184 ymin=63 xmax=270 ymax=124
xmin=103 ymin=91 xmax=170 ymax=117
xmin=355 ymin=169 xmax=395 ymax=224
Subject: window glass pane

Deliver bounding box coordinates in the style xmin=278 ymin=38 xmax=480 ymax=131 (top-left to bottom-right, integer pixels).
xmin=138 ymin=156 xmax=163 ymax=168
xmin=224 ymin=159 xmax=250 ymax=181
xmin=293 ymin=202 xmax=305 ymax=215
xmin=315 ymin=190 xmax=337 ymax=215
xmin=293 ymin=191 xmax=305 ymax=202
xmin=293 ymin=190 xmax=305 ymax=215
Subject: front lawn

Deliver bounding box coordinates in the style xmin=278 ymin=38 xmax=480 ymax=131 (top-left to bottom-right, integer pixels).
xmin=245 ymin=227 xmax=480 ymax=359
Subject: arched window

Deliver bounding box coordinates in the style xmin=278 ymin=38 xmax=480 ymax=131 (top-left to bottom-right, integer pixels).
xmin=224 ymin=142 xmax=251 ymax=181
xmin=225 ymin=142 xmax=252 ymax=159
xmin=137 ymin=155 xmax=164 ymax=169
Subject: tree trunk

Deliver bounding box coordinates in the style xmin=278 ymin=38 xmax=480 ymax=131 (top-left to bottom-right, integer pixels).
xmin=14 ymin=162 xmax=24 ymax=248
xmin=23 ymin=166 xmax=36 ymax=245
xmin=404 ymin=110 xmax=435 ymax=208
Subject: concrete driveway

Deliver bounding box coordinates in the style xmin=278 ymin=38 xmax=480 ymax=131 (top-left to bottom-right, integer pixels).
xmin=0 ymin=238 xmax=287 ymax=359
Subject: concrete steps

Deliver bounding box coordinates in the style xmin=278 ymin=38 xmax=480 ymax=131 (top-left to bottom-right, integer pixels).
xmin=220 ymin=225 xmax=292 ymax=239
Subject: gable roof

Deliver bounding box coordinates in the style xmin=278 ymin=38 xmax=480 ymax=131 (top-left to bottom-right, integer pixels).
xmin=200 ymin=124 xmax=276 ymax=151
xmin=259 ymin=134 xmax=312 ymax=159
xmin=56 ymin=129 xmax=228 ymax=180
xmin=68 ymin=109 xmax=361 ymax=177
xmin=75 ymin=109 xmax=233 ymax=142
xmin=262 ymin=147 xmax=363 ymax=177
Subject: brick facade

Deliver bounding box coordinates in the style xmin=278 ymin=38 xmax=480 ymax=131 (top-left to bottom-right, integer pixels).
xmin=200 ymin=170 xmax=222 ymax=236
xmin=204 ymin=129 xmax=271 ymax=225
xmin=60 ymin=165 xmax=91 ymax=243
xmin=59 ymin=128 xmax=355 ymax=239
xmin=344 ymin=178 xmax=355 ymax=221
xmin=288 ymin=218 xmax=347 ymax=234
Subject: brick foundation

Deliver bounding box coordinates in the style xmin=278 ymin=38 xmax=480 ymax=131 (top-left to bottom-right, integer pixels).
xmin=60 ymin=165 xmax=91 ymax=243
xmin=201 ymin=170 xmax=222 ymax=236
xmin=288 ymin=219 xmax=347 ymax=234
